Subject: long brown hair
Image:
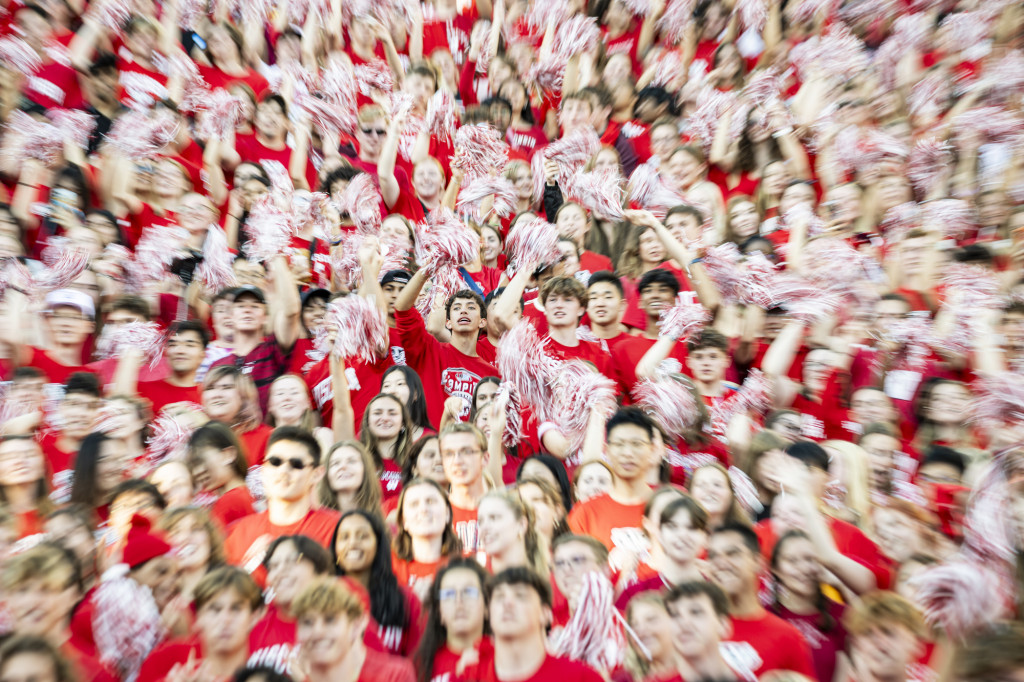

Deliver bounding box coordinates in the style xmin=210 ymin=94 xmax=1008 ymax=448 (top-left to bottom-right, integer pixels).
xmin=316 ymin=440 xmax=382 ymax=516
xmin=201 ymin=365 xmax=262 ymax=433
xmin=392 ymin=478 xmax=461 ymax=562
xmin=479 ymin=489 xmax=548 ymax=576
xmin=360 ymin=393 xmax=416 ymax=470
xmin=266 ymin=374 xmax=323 ymax=433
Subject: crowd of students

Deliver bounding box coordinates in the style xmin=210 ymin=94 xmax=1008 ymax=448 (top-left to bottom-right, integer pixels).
xmin=0 ymin=0 xmax=1023 ymax=679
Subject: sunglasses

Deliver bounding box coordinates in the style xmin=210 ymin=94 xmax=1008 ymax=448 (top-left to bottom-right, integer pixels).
xmin=360 ymin=128 xmax=387 ymax=137
xmin=266 ymin=456 xmax=312 ymax=471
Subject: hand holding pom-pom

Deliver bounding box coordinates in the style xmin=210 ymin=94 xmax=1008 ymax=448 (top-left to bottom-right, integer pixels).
xmin=456 ymin=175 xmax=517 ymax=222
xmin=564 ymin=169 xmax=625 ymax=221
xmin=425 ymin=89 xmax=458 ymax=144
xmin=451 ymin=124 xmax=509 ymax=183
xmin=95 ymin=322 xmax=165 ymax=370
xmin=504 ymin=216 xmax=562 ymax=277
xmin=339 ymin=173 xmax=383 ymax=235
xmin=196 ymin=224 xmax=237 ymax=293
xmin=244 ymin=196 xmax=295 ymax=263
xmin=416 ymin=207 xmax=480 ymax=274
xmin=324 ymin=296 xmax=390 ymax=363
xmin=632 ymin=374 xmax=702 ymax=440
xmin=658 ymin=294 xmax=710 ymax=341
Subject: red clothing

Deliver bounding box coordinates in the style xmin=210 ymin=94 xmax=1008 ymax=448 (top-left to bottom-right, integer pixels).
xmin=248 ymin=603 xmax=296 ymax=673
xmin=378 ymin=586 xmax=424 ymax=657
xmin=723 ymin=610 xmax=816 ymax=678
xmin=138 ymin=379 xmax=201 ymax=416
xmin=137 ymin=638 xmax=204 ymax=682
xmin=542 ymin=337 xmax=614 ymax=383
xmin=392 ymin=556 xmax=446 ymax=593
xmin=772 ymin=600 xmax=848 ymax=682
xmin=210 ymin=485 xmax=255 ymax=530
xmin=224 ymin=509 xmax=341 ymax=580
xmin=394 ymin=308 xmax=500 ymax=426
xmin=380 ymin=458 xmax=403 ymax=504
xmin=26 ymin=346 xmax=92 ymax=386
xmin=38 ymin=430 xmax=76 ymax=504
xmin=567 ymin=493 xmax=646 ymax=554
xmin=430 ymin=639 xmax=495 ymax=682
xmin=421 ymin=8 xmax=476 ymax=65
xmin=62 ymin=640 xmax=118 ymax=682
xmin=707 ymin=166 xmax=760 ymax=200
xmin=116 ymin=54 xmax=169 ymax=110
xmin=610 ymin=335 xmax=688 ymax=400
xmin=24 ymin=52 xmax=83 ymax=109
xmin=197 ymin=64 xmax=268 ymax=95
xmin=461 ymin=266 xmax=504 ymax=297
xmin=358 ymin=648 xmax=417 ymax=682
xmin=239 ymin=423 xmax=273 ymax=466
xmin=235 ymin=134 xmax=317 ymax=192
xmin=460 ymin=653 xmax=603 ymax=682
xmin=451 ymin=504 xmax=479 ymax=556
xmin=578 ymin=250 xmax=614 ymax=279
xmin=601 ymin=26 xmax=643 ymax=74
xmin=506 ymin=125 xmax=549 ymax=159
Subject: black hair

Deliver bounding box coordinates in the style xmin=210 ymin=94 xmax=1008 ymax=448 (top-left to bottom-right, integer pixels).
xmin=187 ymin=422 xmax=249 ymax=483
xmin=267 ymin=426 xmax=322 ymax=466
xmin=109 ymin=479 xmax=167 ymax=511
xmin=664 ymin=580 xmax=730 ymax=618
xmin=402 ymin=434 xmax=439 ymax=485
xmin=445 ymin=290 xmax=487 ymax=320
xmin=711 ymin=521 xmax=762 ymax=556
xmin=414 ymin=558 xmax=490 ymax=682
xmin=770 ymin=530 xmax=836 ymax=632
xmin=168 ymin=319 xmax=211 ymax=347
xmin=587 ymin=270 xmax=624 ymax=297
xmin=259 ymin=93 xmax=289 ymax=119
xmin=233 ymin=667 xmax=294 ymax=682
xmin=785 ymin=440 xmax=830 ymax=472
xmin=84 ymin=208 xmax=123 ymax=243
xmin=635 ymin=85 xmax=678 ymax=117
xmin=320 ymin=165 xmax=362 ymax=194
xmin=637 ymin=268 xmax=680 ymax=296
xmin=485 ymin=286 xmax=522 ymax=313
xmin=64 ymin=372 xmax=101 ymax=398
xmin=380 ymin=365 xmax=434 ymax=431
xmin=486 ymin=566 xmax=552 ymax=608
xmin=665 ymin=204 xmax=705 ymax=226
xmin=11 ymin=366 xmax=44 ymax=382
xmin=469 ymin=376 xmax=501 ymax=422
xmin=660 ymin=495 xmax=709 ymax=533
xmin=108 ymin=295 xmax=151 ymax=321
xmin=605 ymin=407 xmax=656 ymax=441
xmin=516 ymin=454 xmax=574 ymax=512
xmin=921 ymin=445 xmax=967 ymax=477
xmin=262 ymin=534 xmax=332 ymax=575
xmin=69 ymin=432 xmax=115 ymax=511
xmin=331 ymin=510 xmax=408 ymax=629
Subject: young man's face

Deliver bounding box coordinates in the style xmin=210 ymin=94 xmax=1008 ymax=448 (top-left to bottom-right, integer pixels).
xmin=587 ymin=282 xmax=624 ymax=326
xmin=850 ymin=388 xmax=895 ymax=426
xmin=606 ymin=422 xmax=653 ymax=482
xmin=232 ymin=295 xmax=267 ymax=334
xmin=445 ymin=297 xmax=486 ymax=335
xmin=58 ymin=391 xmax=101 ymax=440
xmin=489 ymin=582 xmax=548 ymax=639
xmin=262 ymin=440 xmax=321 ymax=503
xmin=45 ymin=305 xmax=93 ymax=347
xmin=405 ymin=73 xmax=436 ymax=109
xmin=302 ymin=298 xmax=328 ymax=334
xmin=382 ymin=282 xmax=404 ymax=316
xmin=255 ymin=100 xmax=287 ymax=139
xmin=860 ymin=432 xmax=899 ymax=493
xmin=707 ymin=530 xmax=759 ymax=601
xmin=296 ymin=610 xmax=365 ymax=668
xmin=686 ymin=347 xmax=729 ymax=384
xmin=559 ymin=98 xmax=593 ymax=134
xmin=196 ymin=588 xmax=260 ymax=656
xmin=666 ymin=593 xmax=729 ymax=660
xmin=440 ymin=432 xmax=487 ymax=488
xmin=639 ymin=282 xmax=676 ymax=320
xmin=544 ymin=293 xmax=583 ymax=330
xmin=166 ymin=330 xmax=206 ymax=374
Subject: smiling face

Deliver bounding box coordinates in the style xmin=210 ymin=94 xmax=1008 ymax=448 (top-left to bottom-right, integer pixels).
xmin=413 ymin=439 xmax=447 ymax=485
xmin=413 ymin=160 xmax=445 ymax=199
xmin=0 ymin=439 xmax=45 ymax=489
xmin=689 ymin=467 xmax=731 ymax=519
xmin=6 ymin=570 xmax=77 ymax=638
xmin=639 ymin=280 xmax=676 ymax=320
xmin=327 ymin=446 xmax=365 ymax=495
xmin=555 ymin=204 xmax=589 ymax=245
xmin=481 ymin=226 xmax=502 ymax=264
xmin=268 ymin=376 xmax=311 ymax=425
xmin=686 ymin=347 xmax=728 ymax=384
xmin=335 ymin=514 xmax=378 ymax=574
xmin=575 ymin=462 xmax=613 ymax=502
xmin=367 ymin=396 xmax=403 ymax=441
xmin=477 ymin=497 xmax=524 ymax=558
xmin=440 ymin=432 xmax=486 ymax=488
xmin=606 ymin=423 xmax=654 ymax=483
xmin=852 ymin=621 xmax=921 ymax=681
xmin=772 ymin=534 xmax=820 ymax=600
xmin=166 ymin=329 xmax=205 ymax=374
xmin=149 ymin=460 xmax=192 ymax=508
xmin=707 ymin=530 xmax=759 ymax=600
xmin=131 ymin=554 xmax=180 ymax=611
xmin=202 ymin=377 xmax=243 ymax=423
xmin=587 ymin=281 xmax=624 ymax=327
xmin=400 ymin=483 xmax=449 ymax=540
xmin=266 ymin=540 xmax=318 ymax=608
xmin=296 ymin=609 xmax=364 ymax=668
xmin=660 ymin=507 xmax=707 ymax=566
xmin=166 ymin=514 xmax=212 ymax=572
xmin=728 ymin=200 xmax=759 ymax=240
xmin=45 ymin=305 xmax=94 ymax=348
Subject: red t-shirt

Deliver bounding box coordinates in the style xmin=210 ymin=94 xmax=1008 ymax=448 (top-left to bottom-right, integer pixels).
xmin=459 ymin=653 xmax=603 ymax=682
xmin=137 ymin=638 xmax=204 ymax=682
xmin=542 ymin=336 xmax=614 ymax=383
xmin=602 ymin=26 xmax=643 ymax=74
xmin=224 ymin=508 xmax=341 ymax=577
xmin=211 ymin=485 xmax=256 ymax=530
xmin=235 ymin=133 xmax=317 ymax=191
xmin=506 ymin=125 xmax=548 ymax=160
xmin=771 ymin=600 xmax=847 ymax=682
xmin=358 ymin=648 xmax=417 ymax=682
xmin=248 ymin=603 xmax=296 ymax=673
xmin=25 ymin=52 xmax=83 ymax=109
xmin=380 ymin=458 xmax=403 ymax=504
xmin=567 ymin=493 xmax=646 ymax=555
xmin=578 ymin=250 xmax=613 ymax=280
xmin=26 ymin=346 xmax=92 ymax=386
xmin=116 ymin=53 xmax=169 ymax=110
xmin=138 ymin=379 xmax=201 ymax=417
xmin=451 ymin=504 xmax=479 ymax=557
xmin=430 ymin=638 xmax=494 ymax=682
xmin=62 ymin=640 xmax=118 ymax=682
xmin=394 ymin=308 xmax=500 ymax=427
xmin=722 ymin=610 xmax=816 ymax=678
xmin=239 ymin=423 xmax=273 ymax=466
xmin=38 ymin=430 xmax=76 ymax=503
xmin=392 ymin=556 xmax=446 ymax=594
xmin=610 ymin=335 xmax=688 ymax=400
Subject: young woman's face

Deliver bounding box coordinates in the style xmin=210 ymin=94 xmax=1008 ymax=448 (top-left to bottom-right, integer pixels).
xmin=368 ymin=397 xmax=403 ymax=440
xmin=659 ymin=508 xmax=707 ymax=565
xmin=202 ymin=378 xmax=243 ymax=422
xmin=474 ymin=381 xmax=499 ymax=414
xmin=592 ymin=148 xmax=621 ymax=177
xmin=334 ymin=514 xmax=377 ymax=574
xmin=167 ymin=514 xmax=212 ymax=571
xmin=773 ymin=535 xmax=821 ymax=600
xmin=779 ymin=184 xmax=816 ymax=215
xmin=437 ymin=567 xmax=486 ymax=637
xmin=413 ymin=161 xmax=445 ymax=198
xmin=381 ymin=216 xmax=414 ymax=251
xmin=753 ymin=449 xmax=786 ymax=494
xmin=728 ymin=201 xmax=759 ymax=239
xmin=101 ymin=398 xmax=145 ymax=441
xmin=327 ymin=446 xmax=365 ymax=494
xmin=266 ymin=541 xmax=318 ymax=608
xmin=414 ymin=439 xmax=447 ymax=485
xmin=762 ymin=161 xmax=789 ymax=196
xmin=575 ymin=463 xmax=612 ymax=502
xmin=666 ymin=150 xmax=703 ymax=189
xmin=638 ymin=227 xmax=666 ymax=264
xmin=689 ymin=467 xmax=731 ymax=517
xmin=556 ymin=205 xmax=589 ymax=244
xmin=380 ymin=371 xmax=411 ymax=406
xmin=477 ymin=497 xmax=521 ymax=557
xmin=149 ymin=461 xmax=192 ymax=507
xmin=96 ymin=439 xmax=129 ymax=494
xmin=926 ymin=383 xmax=970 ymax=425
xmin=518 ymin=483 xmax=558 ymax=539
xmin=628 ymin=600 xmax=675 ymax=663
xmin=401 ymin=484 xmax=448 ymax=539
xmin=268 ymin=377 xmax=311 ymax=424
xmin=132 ymin=554 xmax=179 ymax=611
xmin=481 ymin=227 xmax=502 ymax=263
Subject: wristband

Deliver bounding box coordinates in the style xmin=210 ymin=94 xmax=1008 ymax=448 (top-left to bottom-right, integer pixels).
xmin=537 ymin=421 xmax=560 ymax=440
xmin=689 ymin=257 xmax=704 ymax=265
xmin=329 ymin=237 xmax=344 ymax=246
xmin=772 ymin=127 xmax=794 ymax=138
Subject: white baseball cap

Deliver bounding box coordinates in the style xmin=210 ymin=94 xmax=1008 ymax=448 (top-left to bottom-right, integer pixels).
xmin=44 ymin=289 xmax=96 ymax=319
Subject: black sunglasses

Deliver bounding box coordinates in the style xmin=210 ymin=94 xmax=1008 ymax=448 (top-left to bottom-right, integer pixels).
xmin=267 ymin=456 xmax=312 ymax=471
xmin=361 ymin=128 xmax=387 ymax=137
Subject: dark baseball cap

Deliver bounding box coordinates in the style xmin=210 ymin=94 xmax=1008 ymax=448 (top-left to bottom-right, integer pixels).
xmin=301 ymin=288 xmax=331 ymax=307
xmin=232 ymin=285 xmax=267 ymax=304
xmin=380 ymin=270 xmax=412 ymax=287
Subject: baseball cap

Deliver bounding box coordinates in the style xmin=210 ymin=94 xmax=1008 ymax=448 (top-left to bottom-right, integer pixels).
xmin=301 ymin=288 xmax=330 ymax=307
xmin=232 ymin=285 xmax=267 ymax=304
xmin=45 ymin=289 xmax=95 ymax=319
xmin=380 ymin=270 xmax=412 ymax=287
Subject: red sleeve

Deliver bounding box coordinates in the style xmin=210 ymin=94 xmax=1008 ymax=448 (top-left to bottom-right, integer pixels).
xmin=393 ymin=307 xmax=440 ymax=371
xmin=458 ymin=58 xmax=479 ymax=106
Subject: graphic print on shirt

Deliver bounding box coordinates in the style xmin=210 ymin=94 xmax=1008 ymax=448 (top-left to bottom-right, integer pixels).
xmin=441 ymin=368 xmax=482 ymax=419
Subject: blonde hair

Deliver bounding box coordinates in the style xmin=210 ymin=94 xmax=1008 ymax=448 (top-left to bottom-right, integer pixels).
xmin=844 ymin=590 xmax=927 ymax=640
xmin=479 ymin=489 xmax=548 ymax=576
xmin=267 ymin=374 xmax=321 ymax=432
xmin=292 ymin=577 xmax=365 ymax=621
xmin=1 ymin=544 xmax=75 ymax=592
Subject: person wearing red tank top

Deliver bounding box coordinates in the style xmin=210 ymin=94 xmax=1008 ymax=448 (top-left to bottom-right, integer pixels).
xmin=457 ymin=567 xmax=602 ymax=682
xmin=292 ymin=578 xmax=416 ymax=682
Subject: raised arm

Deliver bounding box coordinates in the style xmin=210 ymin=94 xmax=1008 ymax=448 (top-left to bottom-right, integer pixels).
xmin=332 ymin=353 xmax=356 ymax=441
xmin=377 ymin=109 xmax=407 ymax=209
xmin=760 ymin=318 xmax=804 ymax=407
xmin=269 ymin=256 xmax=301 ymax=349
xmin=395 ymin=267 xmax=430 ymax=312
xmin=492 ymin=264 xmax=532 ymax=333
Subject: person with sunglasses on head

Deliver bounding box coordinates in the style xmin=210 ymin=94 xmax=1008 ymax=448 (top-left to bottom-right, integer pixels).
xmin=224 ymin=427 xmax=339 ymax=583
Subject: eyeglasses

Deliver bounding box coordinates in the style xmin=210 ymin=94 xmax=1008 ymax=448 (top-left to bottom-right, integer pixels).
xmin=266 ymin=456 xmax=313 ymax=471
xmin=442 ymin=448 xmax=482 ymax=460
xmin=607 ymin=439 xmax=651 ymax=451
xmin=553 ymin=555 xmax=596 ymax=572
xmin=46 ymin=312 xmax=87 ymax=321
xmin=360 ymin=128 xmax=387 ymax=137
xmin=439 ymin=586 xmax=481 ymax=602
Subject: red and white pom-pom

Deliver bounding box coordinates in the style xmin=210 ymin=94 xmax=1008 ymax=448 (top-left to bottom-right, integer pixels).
xmin=3 ymin=111 xmax=64 ymax=165
xmin=633 ymin=375 xmax=701 ymax=440
xmin=912 ymin=558 xmax=1013 ymax=639
xmin=47 ymin=108 xmax=96 ymax=151
xmin=553 ymin=15 xmax=600 ymax=58
xmin=651 ymin=49 xmax=686 ymax=88
xmin=496 ymin=382 xmax=523 ymax=448
xmin=330 ymin=232 xmax=366 ymax=289
xmin=772 ymin=272 xmax=843 ymax=323
xmin=525 ymin=57 xmax=565 ymax=97
xmin=456 ymin=175 xmax=517 ymax=221
xmin=548 ymin=359 xmax=618 ymax=453
xmin=15 ymin=239 xmax=92 ymax=293
xmin=921 ymin=199 xmax=975 ymax=241
xmin=962 ymin=458 xmax=1016 ymax=561
xmin=417 ymin=207 xmax=480 ymax=273
xmin=340 ymin=172 xmax=383 ymax=235
xmin=452 ymin=124 xmax=510 ymax=182
xmin=295 ymin=90 xmax=358 ymax=136
xmin=325 ymin=295 xmax=389 ymax=363
xmin=711 ymin=368 xmax=773 ymax=430
xmin=788 ymin=0 xmax=834 ymax=24
xmin=545 ymin=126 xmax=602 ymax=169
xmin=801 ymin=238 xmax=879 ymax=308
xmin=742 ymin=69 xmax=784 ymax=107
xmin=85 ymin=0 xmax=134 ymax=31
xmin=908 ymin=70 xmax=948 ymax=121
xmin=729 ymin=465 xmax=764 ymax=515
xmin=425 ymin=89 xmax=458 ymax=144
xmin=354 ymin=59 xmax=394 ymax=97
xmin=941 ymin=11 xmax=993 ymax=54
xmin=620 ymin=0 xmax=651 ymax=16
xmin=701 ymin=243 xmax=745 ymax=303
xmin=563 ymin=168 xmax=625 ymax=221
xmin=416 ymin=265 xmax=467 ymax=319
xmin=144 ymin=408 xmax=200 ymax=466
xmin=954 ymin=106 xmax=1024 ymax=145
xmin=940 ymin=262 xmax=1001 ymax=310
xmin=0 ymin=36 xmax=41 ymax=72
xmin=687 ymin=87 xmax=737 ymax=153
xmin=196 ymin=224 xmax=237 ymax=293
xmin=195 ymin=88 xmax=246 ymax=140
xmin=736 ymin=0 xmax=768 ymax=32
xmin=658 ymin=0 xmax=697 ymax=44
xmin=908 ymin=137 xmax=954 ymax=198
xmin=244 ymin=196 xmax=294 ymax=263
xmin=970 ymin=373 xmax=1024 ymax=430
xmin=504 ymin=215 xmax=562 ymax=276
xmin=389 ymin=90 xmax=417 ymax=122
xmin=92 ymin=571 xmax=164 ymax=680
xmin=525 ymin=0 xmax=573 ymax=29
xmin=880 ymin=201 xmax=922 ymax=242
xmin=989 ymin=50 xmax=1024 ymax=95
xmin=659 ymin=294 xmax=710 ymax=341
xmin=105 ymin=111 xmax=172 ymax=160
xmin=549 ymin=572 xmax=629 ymax=673
xmin=496 ymin=321 xmax=561 ymax=410
xmin=628 ymin=163 xmax=688 ymax=218
xmin=177 ymin=0 xmax=206 ymax=30
xmin=122 ymin=224 xmax=186 ymax=292
xmin=95 ymin=322 xmax=165 ymax=370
